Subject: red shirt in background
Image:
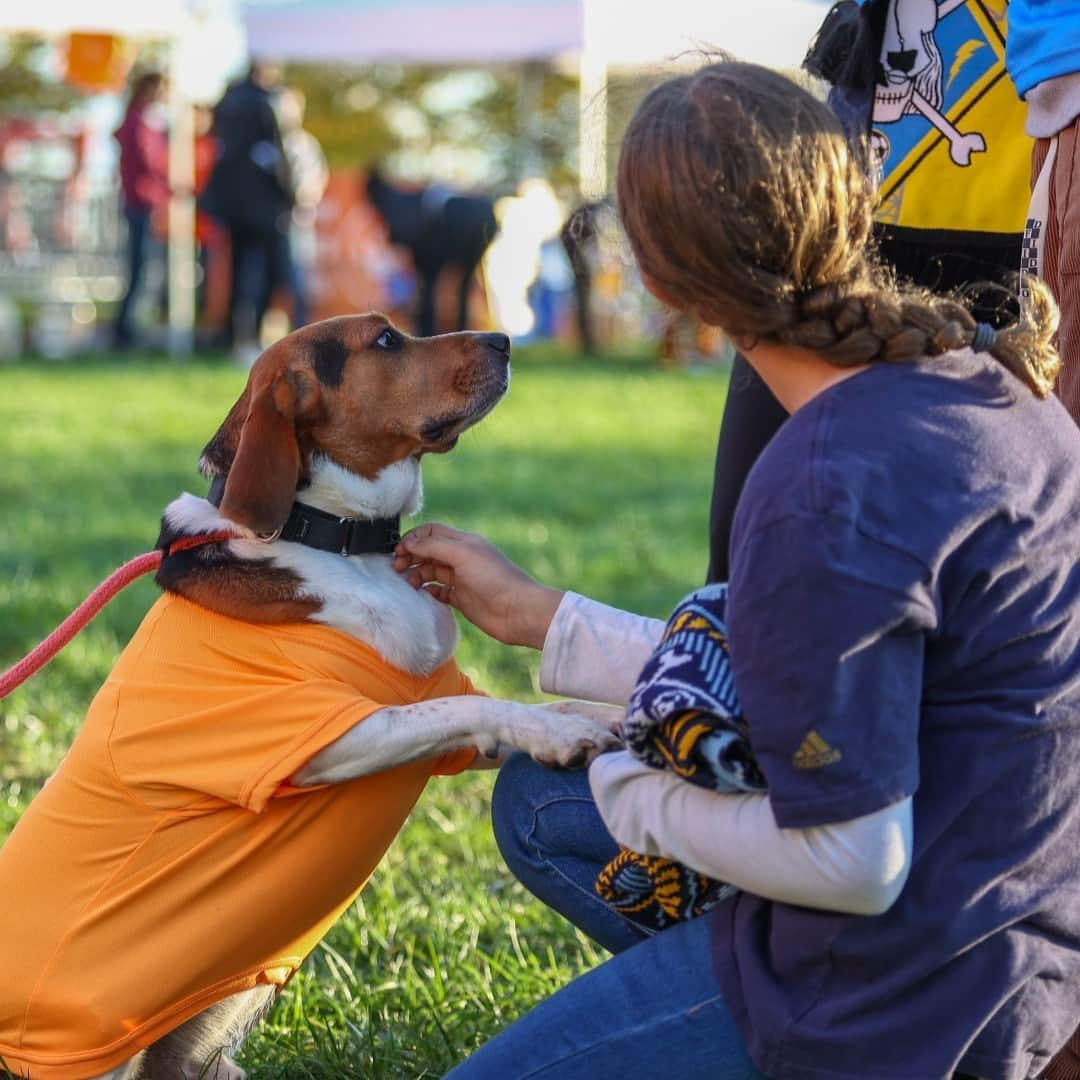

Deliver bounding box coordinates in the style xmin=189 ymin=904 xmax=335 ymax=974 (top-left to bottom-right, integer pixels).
xmin=114 ymin=103 xmax=168 ymax=213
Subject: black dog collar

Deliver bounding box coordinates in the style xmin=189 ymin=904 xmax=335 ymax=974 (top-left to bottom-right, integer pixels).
xmin=207 ymin=476 xmax=402 ymax=556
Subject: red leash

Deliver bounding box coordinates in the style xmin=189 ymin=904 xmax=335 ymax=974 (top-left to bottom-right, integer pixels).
xmin=0 ymin=532 xmax=236 ymax=700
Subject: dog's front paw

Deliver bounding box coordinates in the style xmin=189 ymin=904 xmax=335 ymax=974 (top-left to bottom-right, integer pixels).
xmin=542 ymin=699 xmax=625 ymax=738
xmin=518 ymin=706 xmax=623 ymax=769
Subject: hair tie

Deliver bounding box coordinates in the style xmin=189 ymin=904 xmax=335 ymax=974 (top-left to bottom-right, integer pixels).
xmin=971 ymin=322 xmax=997 ymax=354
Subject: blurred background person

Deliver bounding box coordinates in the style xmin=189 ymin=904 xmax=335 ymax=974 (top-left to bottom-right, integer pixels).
xmin=111 ymin=70 xmax=168 ymax=350
xmin=1007 ymin=0 xmax=1080 ymax=430
xmin=190 ymin=104 xmax=226 ymax=330
xmin=703 ymin=0 xmax=1035 ymax=584
xmin=277 ymin=86 xmax=327 ymax=330
xmin=200 ymin=60 xmax=293 ymax=363
xmin=559 ymin=199 xmax=606 ymax=356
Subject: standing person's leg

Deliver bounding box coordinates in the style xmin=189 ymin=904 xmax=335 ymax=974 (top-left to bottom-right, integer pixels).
xmin=492 ymin=755 xmax=648 ymax=954
xmin=1041 ymin=119 xmax=1080 ymax=427
xmin=561 ymin=234 xmax=594 ymax=354
xmin=229 ymin=227 xmax=265 ymax=351
xmin=114 ymin=207 xmax=150 ymax=347
xmin=253 ymin=228 xmax=283 ymax=340
xmin=456 ymin=259 xmax=477 ymax=333
xmin=1045 ymin=1028 xmax=1080 ymax=1080
xmin=227 ymin=226 xmax=249 ymax=347
xmin=1034 ymin=113 xmax=1080 ymax=1080
xmin=444 ymin=913 xmax=764 ymax=1080
xmin=414 ymin=265 xmax=439 ymax=338
xmin=260 ymin=225 xmax=297 ymax=331
xmin=706 ymin=352 xmax=789 ymax=583
xmin=283 ymin=232 xmax=310 ymax=329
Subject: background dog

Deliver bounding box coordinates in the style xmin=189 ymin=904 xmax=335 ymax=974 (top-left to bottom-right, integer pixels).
xmin=366 ymin=170 xmax=498 ymax=337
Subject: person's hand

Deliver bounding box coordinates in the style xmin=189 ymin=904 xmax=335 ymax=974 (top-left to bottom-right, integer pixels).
xmin=393 ymin=523 xmax=564 ymax=649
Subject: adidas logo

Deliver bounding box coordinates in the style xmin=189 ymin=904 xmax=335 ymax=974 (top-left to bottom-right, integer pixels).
xmin=792 ymin=730 xmax=842 ymax=770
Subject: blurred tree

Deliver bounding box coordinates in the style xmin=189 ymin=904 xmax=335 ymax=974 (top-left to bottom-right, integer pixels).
xmin=283 ymin=62 xmax=580 ymax=192
xmin=0 ymin=38 xmax=79 ymax=116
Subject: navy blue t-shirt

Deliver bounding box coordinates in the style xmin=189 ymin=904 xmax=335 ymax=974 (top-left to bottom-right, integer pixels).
xmin=715 ymin=351 xmax=1080 ymax=1080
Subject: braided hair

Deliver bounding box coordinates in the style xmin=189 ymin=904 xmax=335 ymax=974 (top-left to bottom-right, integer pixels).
xmin=617 ymin=61 xmax=1060 ymax=397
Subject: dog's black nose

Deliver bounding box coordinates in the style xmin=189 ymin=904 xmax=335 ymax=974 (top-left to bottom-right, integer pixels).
xmin=481 ymin=332 xmax=511 ymax=356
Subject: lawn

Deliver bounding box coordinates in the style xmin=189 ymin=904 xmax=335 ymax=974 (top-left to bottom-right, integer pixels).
xmin=0 ymin=348 xmax=728 ymax=1078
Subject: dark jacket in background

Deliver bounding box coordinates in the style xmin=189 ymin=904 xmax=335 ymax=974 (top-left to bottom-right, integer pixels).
xmin=201 ymin=78 xmax=293 ymax=235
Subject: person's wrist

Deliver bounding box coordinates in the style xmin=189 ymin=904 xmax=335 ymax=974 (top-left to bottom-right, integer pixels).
xmin=509 ymin=584 xmax=564 ymax=650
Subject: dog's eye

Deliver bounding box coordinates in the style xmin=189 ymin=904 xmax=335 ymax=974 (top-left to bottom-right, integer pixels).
xmin=375 ymin=328 xmax=400 ymax=351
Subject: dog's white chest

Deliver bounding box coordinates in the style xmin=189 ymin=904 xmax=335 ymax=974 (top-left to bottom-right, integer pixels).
xmin=266 ymin=542 xmax=459 ymax=676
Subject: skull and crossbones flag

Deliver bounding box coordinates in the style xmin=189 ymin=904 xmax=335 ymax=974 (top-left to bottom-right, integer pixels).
xmin=807 ymin=1 xmax=1032 ymax=315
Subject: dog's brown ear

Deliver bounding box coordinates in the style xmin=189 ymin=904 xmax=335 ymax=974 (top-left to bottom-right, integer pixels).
xmin=218 ymin=371 xmax=315 ymax=538
xmin=199 ymin=385 xmax=250 ymax=478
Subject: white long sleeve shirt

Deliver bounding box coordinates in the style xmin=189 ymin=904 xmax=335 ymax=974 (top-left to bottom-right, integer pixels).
xmin=539 ymin=592 xmax=913 ymax=915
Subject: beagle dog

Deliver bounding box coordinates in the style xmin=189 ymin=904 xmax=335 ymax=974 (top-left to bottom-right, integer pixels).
xmin=159 ymin=315 xmax=616 ymax=774
xmin=0 ymin=316 xmax=617 ymax=1080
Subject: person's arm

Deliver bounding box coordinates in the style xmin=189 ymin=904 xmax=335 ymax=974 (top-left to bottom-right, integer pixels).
xmin=589 ymin=751 xmax=913 ymax=916
xmin=394 ymin=524 xmax=568 ymax=647
xmin=539 ymin=592 xmax=663 ymax=705
xmin=395 ymin=524 xmax=663 ymax=705
xmin=252 ymin=94 xmax=294 ymax=203
xmin=672 ymin=502 xmax=935 ymax=915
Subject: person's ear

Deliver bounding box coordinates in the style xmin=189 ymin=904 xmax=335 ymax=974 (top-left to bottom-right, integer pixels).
xmin=729 ymin=333 xmax=759 ymax=353
xmin=640 ymin=272 xmax=683 ymax=311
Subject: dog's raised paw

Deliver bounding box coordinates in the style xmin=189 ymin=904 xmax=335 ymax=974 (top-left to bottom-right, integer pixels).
xmin=542 ymin=699 xmax=625 ymax=736
xmin=520 ymin=707 xmax=622 ymax=769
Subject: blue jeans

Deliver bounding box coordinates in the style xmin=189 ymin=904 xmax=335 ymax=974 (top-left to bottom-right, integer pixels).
xmin=114 ymin=207 xmax=152 ymax=345
xmin=445 ymin=754 xmax=767 ymax=1079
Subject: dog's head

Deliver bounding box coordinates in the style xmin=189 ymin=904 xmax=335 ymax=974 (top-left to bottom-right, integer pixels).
xmin=200 ymin=315 xmax=510 ymax=537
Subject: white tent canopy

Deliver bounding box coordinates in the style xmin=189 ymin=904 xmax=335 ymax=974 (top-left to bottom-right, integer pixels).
xmin=0 ymin=1 xmax=189 ymax=40
xmin=243 ymin=0 xmax=581 ymax=65
xmin=242 ymin=0 xmax=832 ymax=196
xmin=241 ymin=0 xmax=831 ymax=69
xmin=583 ymin=0 xmax=829 ymax=71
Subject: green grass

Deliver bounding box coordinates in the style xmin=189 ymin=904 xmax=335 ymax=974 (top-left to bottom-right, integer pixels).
xmin=0 ymin=348 xmax=728 ymax=1077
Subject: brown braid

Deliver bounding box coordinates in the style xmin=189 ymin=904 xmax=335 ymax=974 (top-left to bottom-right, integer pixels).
xmin=617 ymin=61 xmax=1061 ymax=398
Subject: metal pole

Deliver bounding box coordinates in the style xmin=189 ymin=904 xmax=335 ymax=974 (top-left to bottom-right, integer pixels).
xmin=166 ymin=38 xmax=195 ymax=356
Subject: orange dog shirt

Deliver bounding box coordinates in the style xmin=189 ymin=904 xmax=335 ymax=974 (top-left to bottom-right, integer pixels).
xmin=0 ymin=593 xmax=478 ymax=1079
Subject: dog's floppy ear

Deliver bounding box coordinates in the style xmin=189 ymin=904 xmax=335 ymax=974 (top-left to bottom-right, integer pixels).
xmin=199 ymin=386 xmax=251 ymax=479
xmin=217 ymin=369 xmax=318 ymax=538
